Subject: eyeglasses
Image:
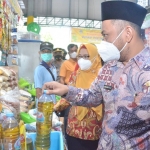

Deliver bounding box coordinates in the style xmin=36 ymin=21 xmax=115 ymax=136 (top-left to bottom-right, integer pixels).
xmin=77 ymin=55 xmax=90 ymax=59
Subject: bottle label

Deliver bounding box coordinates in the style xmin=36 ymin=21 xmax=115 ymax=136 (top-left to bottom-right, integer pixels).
xmin=37 ymin=111 xmax=45 ymax=122
xmin=14 ymin=137 xmax=21 ymax=150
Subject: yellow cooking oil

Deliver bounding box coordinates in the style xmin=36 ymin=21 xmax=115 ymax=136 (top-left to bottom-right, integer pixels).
xmin=2 ymin=126 xmax=19 ymax=138
xmin=36 ymin=101 xmax=54 ymax=149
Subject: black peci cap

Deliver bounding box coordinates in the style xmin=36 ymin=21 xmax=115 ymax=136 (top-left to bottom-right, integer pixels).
xmin=101 ymin=1 xmax=147 ymax=27
xmin=40 ymin=42 xmax=54 ymax=51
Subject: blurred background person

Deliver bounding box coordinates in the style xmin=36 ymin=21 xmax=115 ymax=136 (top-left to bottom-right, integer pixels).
xmin=53 ymin=48 xmax=65 ymax=82
xmin=34 ymin=42 xmax=57 ymax=105
xmin=62 ymin=48 xmax=67 ymax=60
xmin=59 ymin=44 xmax=78 ymax=85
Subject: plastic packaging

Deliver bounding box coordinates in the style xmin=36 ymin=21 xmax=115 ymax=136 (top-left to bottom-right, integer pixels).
xmin=28 ymin=109 xmax=37 ymax=120
xmin=2 ymin=113 xmax=20 ymax=150
xmin=19 ymin=120 xmax=26 ymax=150
xmin=0 ymin=88 xmax=20 ymax=121
xmin=35 ymin=94 xmax=54 ymax=150
xmin=52 ymin=112 xmax=62 ymax=128
xmin=25 ymin=122 xmax=36 ymax=133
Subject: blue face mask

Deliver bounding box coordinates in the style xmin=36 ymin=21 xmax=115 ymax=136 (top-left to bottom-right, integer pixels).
xmin=41 ymin=53 xmax=53 ymax=62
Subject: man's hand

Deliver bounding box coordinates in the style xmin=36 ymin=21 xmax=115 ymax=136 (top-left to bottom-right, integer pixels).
xmin=43 ymin=81 xmax=69 ymax=96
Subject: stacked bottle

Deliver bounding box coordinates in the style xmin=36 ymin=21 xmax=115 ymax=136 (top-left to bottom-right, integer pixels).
xmin=35 ymin=94 xmax=54 ymax=150
xmin=2 ymin=113 xmax=20 ymax=150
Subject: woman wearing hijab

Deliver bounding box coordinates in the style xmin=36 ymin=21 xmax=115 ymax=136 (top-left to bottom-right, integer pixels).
xmin=54 ymin=43 xmax=103 ymax=150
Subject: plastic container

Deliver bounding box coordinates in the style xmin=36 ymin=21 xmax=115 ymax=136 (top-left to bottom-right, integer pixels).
xmin=2 ymin=113 xmax=20 ymax=150
xmin=27 ymin=131 xmax=63 ymax=150
xmin=18 ymin=32 xmax=41 ymax=40
xmin=36 ymin=94 xmax=54 ymax=150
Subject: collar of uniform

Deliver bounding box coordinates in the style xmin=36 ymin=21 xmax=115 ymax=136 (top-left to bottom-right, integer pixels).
xmin=107 ymin=60 xmax=124 ymax=68
xmin=131 ymin=47 xmax=150 ymax=70
xmin=41 ymin=61 xmax=54 ymax=69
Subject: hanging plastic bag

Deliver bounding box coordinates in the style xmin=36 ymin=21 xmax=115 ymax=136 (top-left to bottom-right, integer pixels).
xmin=52 ymin=112 xmax=63 ymax=129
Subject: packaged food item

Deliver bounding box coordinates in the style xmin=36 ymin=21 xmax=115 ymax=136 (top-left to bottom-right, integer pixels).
xmin=35 ymin=94 xmax=55 ymax=150
xmin=11 ymin=55 xmax=19 ymax=65
xmin=19 ymin=90 xmax=32 ymax=98
xmin=0 ymin=88 xmax=20 ymax=121
xmin=52 ymin=112 xmax=63 ymax=128
xmin=12 ymin=35 xmax=18 ymax=44
xmin=2 ymin=112 xmax=20 ymax=150
xmin=6 ymin=87 xmax=12 ymax=92
xmin=12 ymin=45 xmax=18 ymax=55
xmin=0 ymin=67 xmax=12 ymax=77
xmin=19 ymin=120 xmax=26 ymax=150
xmin=0 ymin=76 xmax=8 ymax=82
xmin=19 ymin=90 xmax=32 ymax=113
xmin=25 ymin=122 xmax=36 ymax=132
xmin=28 ymin=109 xmax=37 ymax=120
xmin=0 ymin=90 xmax=6 ymax=96
xmin=0 ymin=69 xmax=3 ymax=75
xmin=20 ymin=106 xmax=28 ymax=113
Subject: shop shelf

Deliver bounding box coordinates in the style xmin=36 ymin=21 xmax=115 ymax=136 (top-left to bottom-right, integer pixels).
xmin=27 ymin=131 xmax=64 ymax=150
xmin=18 ymin=32 xmax=41 ymax=40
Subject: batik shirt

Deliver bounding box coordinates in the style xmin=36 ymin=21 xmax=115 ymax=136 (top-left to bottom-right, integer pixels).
xmin=65 ymin=47 xmax=150 ymax=150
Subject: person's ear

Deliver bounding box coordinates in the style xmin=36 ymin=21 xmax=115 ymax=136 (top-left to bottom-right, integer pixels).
xmin=125 ymin=26 xmax=134 ymax=43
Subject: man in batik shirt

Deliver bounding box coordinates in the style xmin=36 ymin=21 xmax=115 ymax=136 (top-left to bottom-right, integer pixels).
xmin=43 ymin=1 xmax=150 ymax=150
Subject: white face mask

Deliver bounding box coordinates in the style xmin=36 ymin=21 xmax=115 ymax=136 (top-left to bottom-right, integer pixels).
xmin=78 ymin=56 xmax=96 ymax=70
xmin=98 ymin=28 xmax=127 ymax=62
xmin=78 ymin=58 xmax=92 ymax=70
xmin=70 ymin=52 xmax=77 ymax=58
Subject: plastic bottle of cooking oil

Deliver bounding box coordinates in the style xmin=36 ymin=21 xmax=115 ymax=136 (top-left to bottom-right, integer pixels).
xmin=35 ymin=93 xmax=55 ymax=150
xmin=2 ymin=112 xmax=20 ymax=150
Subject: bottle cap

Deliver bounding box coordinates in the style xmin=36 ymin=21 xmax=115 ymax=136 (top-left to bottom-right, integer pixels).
xmin=6 ymin=112 xmax=14 ymax=117
xmin=43 ymin=90 xmax=47 ymax=94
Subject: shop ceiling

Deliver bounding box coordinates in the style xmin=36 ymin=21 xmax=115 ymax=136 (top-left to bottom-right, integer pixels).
xmin=21 ymin=0 xmax=141 ymax=28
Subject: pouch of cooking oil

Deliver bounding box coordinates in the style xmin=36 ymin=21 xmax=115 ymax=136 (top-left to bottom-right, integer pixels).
xmin=19 ymin=120 xmax=27 ymax=150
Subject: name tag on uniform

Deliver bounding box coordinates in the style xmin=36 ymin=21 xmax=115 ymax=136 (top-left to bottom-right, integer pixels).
xmin=104 ymin=85 xmax=113 ymax=91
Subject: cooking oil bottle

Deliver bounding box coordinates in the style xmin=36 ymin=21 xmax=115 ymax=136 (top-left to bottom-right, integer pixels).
xmin=2 ymin=112 xmax=20 ymax=150
xmin=35 ymin=94 xmax=55 ymax=150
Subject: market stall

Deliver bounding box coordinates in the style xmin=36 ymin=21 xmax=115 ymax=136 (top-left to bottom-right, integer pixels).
xmin=0 ymin=0 xmax=65 ymax=149
xmin=0 ymin=0 xmax=149 ymax=150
